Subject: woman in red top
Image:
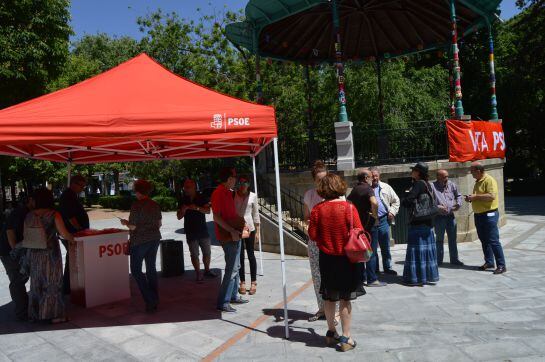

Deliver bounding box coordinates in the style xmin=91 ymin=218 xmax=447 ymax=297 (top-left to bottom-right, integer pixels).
xmin=308 ymin=173 xmax=365 ymax=352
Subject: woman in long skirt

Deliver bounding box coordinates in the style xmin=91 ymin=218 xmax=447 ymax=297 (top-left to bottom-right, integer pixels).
xmin=26 ymin=188 xmax=74 ymax=323
xmin=401 ymin=162 xmax=439 ymax=286
xmin=303 ymin=160 xmax=328 ymax=321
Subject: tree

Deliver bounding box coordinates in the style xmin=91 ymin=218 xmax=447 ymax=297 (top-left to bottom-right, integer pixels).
xmin=0 ymin=0 xmax=71 ymax=108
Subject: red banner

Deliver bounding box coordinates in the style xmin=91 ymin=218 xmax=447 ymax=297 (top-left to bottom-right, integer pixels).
xmin=446 ymin=120 xmax=506 ymax=162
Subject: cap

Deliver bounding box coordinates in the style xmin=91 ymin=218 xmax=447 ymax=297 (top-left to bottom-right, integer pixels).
xmin=411 ymin=162 xmax=429 ymax=175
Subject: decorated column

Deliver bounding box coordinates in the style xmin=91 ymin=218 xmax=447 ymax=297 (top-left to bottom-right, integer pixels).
xmin=449 ymin=0 xmax=465 ymax=119
xmin=487 ymin=23 xmax=499 ymax=121
xmin=331 ymin=0 xmax=355 ymax=170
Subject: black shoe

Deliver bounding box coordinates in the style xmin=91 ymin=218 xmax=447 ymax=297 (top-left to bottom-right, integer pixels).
xmin=204 ymin=270 xmax=218 ymax=278
xmin=230 ymin=298 xmax=249 ymax=304
xmin=479 ymin=263 xmax=494 ymax=271
xmin=384 ymin=269 xmax=398 ymax=276
xmin=451 ymin=260 xmax=464 ymax=266
xmin=217 ymin=305 xmax=237 ymax=313
xmin=145 ymin=304 xmax=157 ymax=313
xmin=493 ymin=266 xmax=507 ymax=274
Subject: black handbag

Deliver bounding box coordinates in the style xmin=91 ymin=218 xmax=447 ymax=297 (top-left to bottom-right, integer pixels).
xmin=411 ymin=182 xmax=439 ymax=222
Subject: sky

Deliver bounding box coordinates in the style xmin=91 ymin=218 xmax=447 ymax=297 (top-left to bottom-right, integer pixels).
xmin=70 ymin=0 xmax=522 ymax=41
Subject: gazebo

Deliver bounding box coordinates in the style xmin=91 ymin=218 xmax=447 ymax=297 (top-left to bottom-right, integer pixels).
xmin=227 ymin=0 xmax=502 ymax=170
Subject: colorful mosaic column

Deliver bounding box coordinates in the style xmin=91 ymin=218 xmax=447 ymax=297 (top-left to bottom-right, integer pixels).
xmin=449 ymin=58 xmax=456 ymax=117
xmin=449 ymin=0 xmax=465 ymax=118
xmin=488 ymin=23 xmax=499 ymax=120
xmin=332 ymin=0 xmax=348 ymax=122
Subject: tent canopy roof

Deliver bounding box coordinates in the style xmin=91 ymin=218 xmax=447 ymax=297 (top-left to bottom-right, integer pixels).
xmin=0 ymin=53 xmax=277 ymax=164
xmin=226 ymin=0 xmax=502 ymax=62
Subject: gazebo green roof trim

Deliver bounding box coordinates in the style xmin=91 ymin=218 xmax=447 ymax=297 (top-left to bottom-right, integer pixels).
xmin=226 ymin=0 xmax=501 ymax=62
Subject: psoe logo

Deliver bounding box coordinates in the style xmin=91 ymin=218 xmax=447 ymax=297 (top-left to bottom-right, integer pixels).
xmin=211 ymin=113 xmax=251 ymax=130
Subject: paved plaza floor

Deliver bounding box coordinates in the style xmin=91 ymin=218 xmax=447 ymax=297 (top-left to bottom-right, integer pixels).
xmin=0 ymin=197 xmax=544 ymax=361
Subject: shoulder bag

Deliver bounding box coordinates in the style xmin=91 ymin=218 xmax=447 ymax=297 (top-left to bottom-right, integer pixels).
xmin=411 ymin=181 xmax=439 ymax=222
xmin=344 ymin=203 xmax=373 ymax=263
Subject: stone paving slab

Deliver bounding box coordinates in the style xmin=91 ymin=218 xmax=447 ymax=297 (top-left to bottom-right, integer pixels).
xmin=0 ymin=197 xmax=544 ymax=361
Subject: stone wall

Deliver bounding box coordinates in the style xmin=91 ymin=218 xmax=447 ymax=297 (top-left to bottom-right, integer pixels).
xmin=269 ymin=158 xmax=506 ymax=245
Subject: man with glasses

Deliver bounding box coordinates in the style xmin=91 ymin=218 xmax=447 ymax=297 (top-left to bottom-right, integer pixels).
xmin=59 ymin=174 xmax=90 ymax=294
xmin=212 ymin=167 xmax=248 ymax=312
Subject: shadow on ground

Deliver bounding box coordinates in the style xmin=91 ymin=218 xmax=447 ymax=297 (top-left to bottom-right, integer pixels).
xmin=0 ymin=269 xmax=222 ymax=335
xmin=505 ymin=196 xmax=545 ymax=216
xmin=262 ymin=309 xmax=325 ymax=348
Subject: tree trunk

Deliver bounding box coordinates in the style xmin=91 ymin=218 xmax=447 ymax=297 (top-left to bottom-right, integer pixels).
xmin=113 ymin=170 xmax=120 ymax=195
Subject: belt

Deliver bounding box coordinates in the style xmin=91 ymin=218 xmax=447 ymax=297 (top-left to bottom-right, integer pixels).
xmin=475 ymin=208 xmax=498 ymax=216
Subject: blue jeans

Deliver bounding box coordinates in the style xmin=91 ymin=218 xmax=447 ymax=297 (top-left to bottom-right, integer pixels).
xmin=474 ymin=210 xmax=506 ymax=268
xmin=373 ymin=216 xmax=392 ymax=271
xmin=217 ymin=240 xmax=241 ymax=308
xmin=364 ymin=216 xmax=391 ymax=282
xmin=434 ymin=214 xmax=459 ymax=264
xmin=130 ymin=240 xmax=160 ymax=306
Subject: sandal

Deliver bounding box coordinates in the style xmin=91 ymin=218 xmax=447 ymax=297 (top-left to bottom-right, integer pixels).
xmin=239 ymin=282 xmax=247 ymax=295
xmin=308 ymin=311 xmax=325 ymax=322
xmin=325 ymin=330 xmax=340 ymax=346
xmin=337 ymin=336 xmax=357 ymax=352
xmin=249 ymin=281 xmax=257 ymax=295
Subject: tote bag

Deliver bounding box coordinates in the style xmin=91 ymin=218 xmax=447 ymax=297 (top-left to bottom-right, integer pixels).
xmin=344 ymin=203 xmax=373 ymax=263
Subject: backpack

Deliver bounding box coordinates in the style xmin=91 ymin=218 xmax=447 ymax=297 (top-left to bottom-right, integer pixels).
xmin=21 ymin=212 xmax=49 ymax=249
xmin=410 ymin=181 xmax=439 ymax=222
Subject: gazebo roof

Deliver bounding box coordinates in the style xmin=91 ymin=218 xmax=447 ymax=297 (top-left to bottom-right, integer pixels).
xmin=226 ymin=0 xmax=502 ymax=62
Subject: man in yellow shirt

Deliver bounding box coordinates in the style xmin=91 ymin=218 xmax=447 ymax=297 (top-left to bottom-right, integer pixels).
xmin=465 ymin=162 xmax=506 ymax=274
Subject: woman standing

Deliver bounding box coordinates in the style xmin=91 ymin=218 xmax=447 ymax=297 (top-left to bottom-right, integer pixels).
xmin=121 ymin=179 xmax=162 ymax=312
xmin=303 ymin=161 xmax=327 ymax=322
xmin=234 ymin=176 xmax=260 ymax=295
xmin=26 ymin=188 xmax=73 ymax=323
xmin=401 ymin=162 xmax=440 ymax=286
xmin=308 ymin=173 xmax=365 ymax=352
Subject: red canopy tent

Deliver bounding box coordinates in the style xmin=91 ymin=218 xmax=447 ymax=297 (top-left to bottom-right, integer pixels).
xmin=0 ymin=53 xmax=291 ymax=334
xmin=0 ymin=53 xmax=276 ymax=163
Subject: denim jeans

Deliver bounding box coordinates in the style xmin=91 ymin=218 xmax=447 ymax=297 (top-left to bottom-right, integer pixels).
xmin=434 ymin=214 xmax=459 ymax=264
xmin=130 ymin=240 xmax=160 ymax=306
xmin=373 ymin=216 xmax=392 ymax=271
xmin=217 ymin=240 xmax=241 ymax=308
xmin=474 ymin=210 xmax=506 ymax=267
xmin=363 ymin=229 xmax=380 ymax=283
xmin=0 ymin=254 xmax=29 ymax=319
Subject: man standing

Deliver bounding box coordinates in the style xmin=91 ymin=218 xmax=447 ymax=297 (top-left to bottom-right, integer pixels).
xmin=369 ymin=167 xmax=400 ymax=275
xmin=347 ymin=169 xmax=384 ymax=286
xmin=59 ymin=175 xmax=89 ymax=294
xmin=0 ymin=194 xmax=34 ymax=320
xmin=211 ymin=167 xmax=248 ymax=312
xmin=432 ymin=169 xmax=464 ymax=266
xmin=465 ymin=162 xmax=506 ymax=274
xmin=177 ymin=179 xmax=216 ymax=283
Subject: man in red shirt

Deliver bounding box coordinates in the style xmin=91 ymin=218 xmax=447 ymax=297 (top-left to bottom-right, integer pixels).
xmin=212 ymin=167 xmax=249 ymax=312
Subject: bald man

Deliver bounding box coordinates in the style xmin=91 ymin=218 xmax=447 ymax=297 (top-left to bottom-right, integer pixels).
xmin=432 ymin=169 xmax=464 ymax=266
xmin=465 ymin=162 xmax=506 ymax=274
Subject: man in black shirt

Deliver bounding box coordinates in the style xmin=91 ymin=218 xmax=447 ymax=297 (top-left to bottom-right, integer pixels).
xmin=177 ymin=179 xmax=216 ymax=282
xmin=59 ymin=174 xmax=89 ymax=294
xmin=0 ymin=194 xmax=34 ymax=320
xmin=347 ymin=169 xmax=384 ymax=286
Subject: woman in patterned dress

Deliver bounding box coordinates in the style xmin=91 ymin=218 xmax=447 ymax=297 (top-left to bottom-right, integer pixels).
xmin=26 ymin=188 xmax=74 ymax=323
xmin=303 ymin=161 xmax=328 ymax=322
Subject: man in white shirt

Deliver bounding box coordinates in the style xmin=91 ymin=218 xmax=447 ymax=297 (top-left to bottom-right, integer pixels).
xmin=369 ymin=167 xmax=401 ymax=276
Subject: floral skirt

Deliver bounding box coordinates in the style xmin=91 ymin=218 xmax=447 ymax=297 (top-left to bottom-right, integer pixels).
xmin=27 ymin=245 xmax=65 ymax=321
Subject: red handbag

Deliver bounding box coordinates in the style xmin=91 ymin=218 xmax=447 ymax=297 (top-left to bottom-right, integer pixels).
xmin=344 ymin=203 xmax=373 ymax=263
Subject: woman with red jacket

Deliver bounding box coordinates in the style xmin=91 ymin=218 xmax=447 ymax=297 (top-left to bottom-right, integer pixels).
xmin=308 ymin=173 xmax=365 ymax=352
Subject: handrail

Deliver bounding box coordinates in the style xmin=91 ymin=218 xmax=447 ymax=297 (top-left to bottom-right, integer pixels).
xmin=257 ymin=175 xmax=308 ymax=243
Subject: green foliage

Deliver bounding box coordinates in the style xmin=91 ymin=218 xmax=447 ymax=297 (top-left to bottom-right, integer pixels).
xmin=97 ymin=196 xmax=134 ymax=210
xmin=0 ymin=0 xmax=71 ymax=108
xmin=152 ymin=196 xmax=178 ymax=211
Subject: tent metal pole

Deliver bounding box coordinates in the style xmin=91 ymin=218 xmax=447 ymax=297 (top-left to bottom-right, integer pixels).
xmin=66 ymin=161 xmax=72 ymax=187
xmin=252 ymin=155 xmax=264 ymax=276
xmin=273 ymin=138 xmax=289 ymax=339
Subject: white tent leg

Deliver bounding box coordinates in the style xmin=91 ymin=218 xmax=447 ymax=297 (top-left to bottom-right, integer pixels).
xmin=67 ymin=162 xmax=72 ymax=187
xmin=273 ymin=138 xmax=289 ymax=339
xmin=252 ymin=156 xmax=265 ymax=276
